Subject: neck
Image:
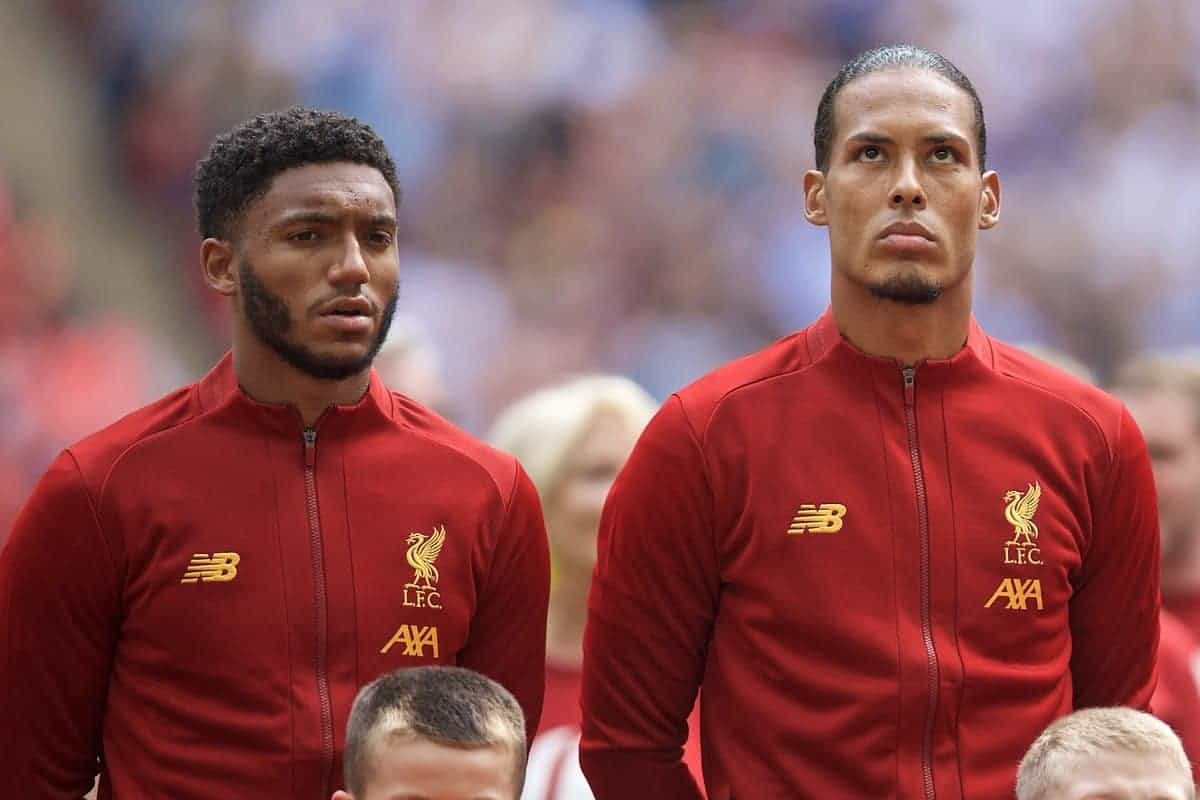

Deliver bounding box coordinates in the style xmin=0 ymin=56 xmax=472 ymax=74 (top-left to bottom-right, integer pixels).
xmin=545 ymin=571 xmax=589 ymax=668
xmin=232 ymin=327 xmax=371 ymax=428
xmin=1163 ymin=535 xmax=1200 ymax=598
xmin=830 ymin=271 xmax=972 ymax=365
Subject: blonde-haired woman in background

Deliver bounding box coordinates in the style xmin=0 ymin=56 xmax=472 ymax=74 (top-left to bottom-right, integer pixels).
xmin=489 ymin=375 xmax=702 ymax=800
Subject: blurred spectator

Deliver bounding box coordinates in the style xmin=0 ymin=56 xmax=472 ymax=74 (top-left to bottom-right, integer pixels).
xmin=0 ymin=172 xmax=184 ymax=543
xmin=1113 ymin=356 xmax=1200 ymax=626
xmin=25 ymin=0 xmax=1200 ymax=462
xmin=1016 ymin=707 xmax=1194 ymax=800
xmin=487 ymin=375 xmax=702 ymax=799
xmin=1112 ymin=354 xmax=1200 ymax=774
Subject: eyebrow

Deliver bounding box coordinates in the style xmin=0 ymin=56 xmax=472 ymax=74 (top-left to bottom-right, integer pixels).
xmin=274 ymin=210 xmax=398 ymax=229
xmin=845 ymin=131 xmax=971 ymax=148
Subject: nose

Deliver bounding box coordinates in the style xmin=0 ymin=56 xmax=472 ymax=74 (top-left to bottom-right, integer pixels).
xmin=329 ymin=233 xmax=370 ymax=286
xmin=889 ymin=157 xmax=926 ymax=209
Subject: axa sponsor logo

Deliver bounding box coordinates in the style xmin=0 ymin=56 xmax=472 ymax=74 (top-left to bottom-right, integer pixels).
xmin=380 ymin=624 xmax=440 ymax=658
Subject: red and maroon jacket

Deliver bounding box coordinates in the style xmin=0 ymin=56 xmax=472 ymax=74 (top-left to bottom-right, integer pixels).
xmin=0 ymin=355 xmax=550 ymax=799
xmin=580 ymin=310 xmax=1159 ymax=800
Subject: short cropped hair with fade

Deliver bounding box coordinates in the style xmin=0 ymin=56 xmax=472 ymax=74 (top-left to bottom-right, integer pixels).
xmin=343 ymin=666 xmax=526 ymax=798
xmin=194 ymin=106 xmax=400 ymax=241
xmin=813 ymin=44 xmax=987 ymax=173
xmin=1016 ymin=707 xmax=1195 ymax=800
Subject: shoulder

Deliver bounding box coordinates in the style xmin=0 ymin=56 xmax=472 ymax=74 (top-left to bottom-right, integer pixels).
xmin=672 ymin=329 xmax=814 ymax=437
xmin=387 ymin=392 xmax=523 ymax=503
xmin=988 ymin=338 xmax=1128 ymax=449
xmin=65 ymin=384 xmax=202 ymax=500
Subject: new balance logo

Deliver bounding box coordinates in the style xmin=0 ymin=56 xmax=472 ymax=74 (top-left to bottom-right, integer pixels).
xmin=180 ymin=553 xmax=240 ymax=583
xmin=788 ymin=503 xmax=847 ymax=534
xmin=985 ymin=578 xmax=1044 ymax=611
xmin=380 ymin=624 xmax=440 ymax=658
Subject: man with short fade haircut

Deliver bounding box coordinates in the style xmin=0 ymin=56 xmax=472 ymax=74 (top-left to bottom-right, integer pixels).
xmin=1016 ymin=708 xmax=1195 ymax=800
xmin=334 ymin=666 xmax=526 ymax=800
xmin=581 ymin=44 xmax=1159 ymax=798
xmin=0 ymin=108 xmax=550 ymax=798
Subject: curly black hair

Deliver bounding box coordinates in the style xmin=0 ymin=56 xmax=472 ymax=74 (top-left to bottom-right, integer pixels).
xmin=813 ymin=44 xmax=987 ymax=173
xmin=194 ymin=107 xmax=401 ymax=240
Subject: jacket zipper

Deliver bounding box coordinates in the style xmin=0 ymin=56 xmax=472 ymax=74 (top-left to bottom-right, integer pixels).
xmin=903 ymin=367 xmax=938 ymax=800
xmin=303 ymin=428 xmax=335 ymax=798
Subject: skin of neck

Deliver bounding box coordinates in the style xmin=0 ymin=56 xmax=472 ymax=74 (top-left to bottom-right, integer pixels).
xmin=231 ymin=313 xmax=372 ymax=428
xmin=1162 ymin=531 xmax=1200 ymax=598
xmin=830 ymin=267 xmax=973 ymax=366
xmin=545 ymin=562 xmax=590 ymax=667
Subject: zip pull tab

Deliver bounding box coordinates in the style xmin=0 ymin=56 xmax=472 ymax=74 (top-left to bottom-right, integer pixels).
xmin=303 ymin=428 xmax=317 ymax=468
xmin=902 ymin=367 xmax=916 ymax=407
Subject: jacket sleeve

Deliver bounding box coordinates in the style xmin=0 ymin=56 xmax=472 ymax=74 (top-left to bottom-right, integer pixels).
xmin=458 ymin=461 xmax=550 ymax=745
xmin=0 ymin=451 xmax=121 ymax=798
xmin=1069 ymin=406 xmax=1160 ymax=709
xmin=580 ymin=396 xmax=716 ymax=800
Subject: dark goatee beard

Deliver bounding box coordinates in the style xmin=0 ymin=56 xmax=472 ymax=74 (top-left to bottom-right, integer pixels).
xmin=239 ymin=260 xmax=398 ymax=381
xmin=869 ymin=273 xmax=943 ymax=305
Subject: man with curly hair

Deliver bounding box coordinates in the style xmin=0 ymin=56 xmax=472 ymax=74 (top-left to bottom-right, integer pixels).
xmin=0 ymin=108 xmax=550 ymax=798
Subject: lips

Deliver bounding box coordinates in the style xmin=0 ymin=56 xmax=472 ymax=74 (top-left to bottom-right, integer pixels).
xmin=318 ymin=297 xmax=374 ymax=318
xmin=878 ymin=221 xmax=935 ymax=240
xmin=316 ymin=297 xmax=375 ymax=335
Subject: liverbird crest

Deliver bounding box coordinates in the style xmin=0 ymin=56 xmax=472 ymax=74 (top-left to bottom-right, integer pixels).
xmin=1003 ymin=482 xmax=1041 ymax=547
xmin=405 ymin=525 xmax=446 ymax=591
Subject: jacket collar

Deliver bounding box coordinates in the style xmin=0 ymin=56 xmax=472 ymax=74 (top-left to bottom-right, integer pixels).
xmin=808 ymin=306 xmax=996 ymax=375
xmin=195 ymin=352 xmax=394 ymax=434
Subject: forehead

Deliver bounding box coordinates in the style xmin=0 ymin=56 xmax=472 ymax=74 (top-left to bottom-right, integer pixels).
xmin=1121 ymin=389 xmax=1199 ymax=438
xmin=1058 ymin=751 xmax=1192 ymax=800
xmin=251 ymin=161 xmax=395 ymax=222
xmin=833 ymin=68 xmax=976 ymax=140
xmin=364 ymin=735 xmax=517 ymax=799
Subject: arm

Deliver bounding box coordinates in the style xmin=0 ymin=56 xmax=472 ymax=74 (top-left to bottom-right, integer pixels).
xmin=458 ymin=462 xmax=550 ymax=744
xmin=1069 ymin=407 xmax=1160 ymax=709
xmin=0 ymin=451 xmax=121 ymax=798
xmin=580 ymin=396 xmax=716 ymax=800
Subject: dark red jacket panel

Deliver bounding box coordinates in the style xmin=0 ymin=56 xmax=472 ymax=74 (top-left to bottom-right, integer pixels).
xmin=580 ymin=310 xmax=1159 ymax=800
xmin=0 ymin=355 xmax=550 ymax=799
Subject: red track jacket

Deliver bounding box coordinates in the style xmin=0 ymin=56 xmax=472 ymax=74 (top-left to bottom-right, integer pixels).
xmin=580 ymin=310 xmax=1159 ymax=800
xmin=0 ymin=355 xmax=550 ymax=799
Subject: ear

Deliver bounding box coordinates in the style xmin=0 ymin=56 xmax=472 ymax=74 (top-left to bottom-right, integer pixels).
xmin=978 ymin=170 xmax=1000 ymax=230
xmin=803 ymin=170 xmax=828 ymax=227
xmin=200 ymin=238 xmax=237 ymax=296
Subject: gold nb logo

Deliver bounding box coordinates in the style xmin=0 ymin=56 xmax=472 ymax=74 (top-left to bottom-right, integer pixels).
xmin=181 ymin=552 xmax=240 ymax=583
xmin=788 ymin=504 xmax=847 ymax=534
xmin=985 ymin=578 xmax=1044 ymax=611
xmin=380 ymin=624 xmax=440 ymax=658
xmin=404 ymin=526 xmax=446 ymax=610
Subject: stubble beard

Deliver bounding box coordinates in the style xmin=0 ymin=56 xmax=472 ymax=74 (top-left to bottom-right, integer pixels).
xmin=239 ymin=260 xmax=398 ymax=381
xmin=867 ymin=266 xmax=944 ymax=305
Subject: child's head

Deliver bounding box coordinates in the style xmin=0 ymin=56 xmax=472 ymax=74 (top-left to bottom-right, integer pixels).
xmin=333 ymin=667 xmax=526 ymax=800
xmin=1017 ymin=708 xmax=1195 ymax=800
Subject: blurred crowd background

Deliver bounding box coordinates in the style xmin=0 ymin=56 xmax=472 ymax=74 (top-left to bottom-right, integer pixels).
xmin=2 ymin=0 xmax=1199 ymax=533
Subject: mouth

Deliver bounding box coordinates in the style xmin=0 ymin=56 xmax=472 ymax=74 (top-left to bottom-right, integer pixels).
xmin=878 ymin=221 xmax=935 ymax=241
xmin=316 ymin=297 xmax=375 ymax=334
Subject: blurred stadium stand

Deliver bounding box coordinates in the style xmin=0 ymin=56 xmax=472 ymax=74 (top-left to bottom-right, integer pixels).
xmin=2 ymin=0 xmax=1198 ymax=537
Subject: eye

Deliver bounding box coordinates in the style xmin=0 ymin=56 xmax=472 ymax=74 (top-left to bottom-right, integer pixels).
xmin=859 ymin=145 xmax=883 ymax=161
xmin=289 ymin=230 xmax=319 ymax=242
xmin=931 ymin=146 xmax=956 ymax=163
xmin=367 ymin=230 xmax=394 ymax=247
